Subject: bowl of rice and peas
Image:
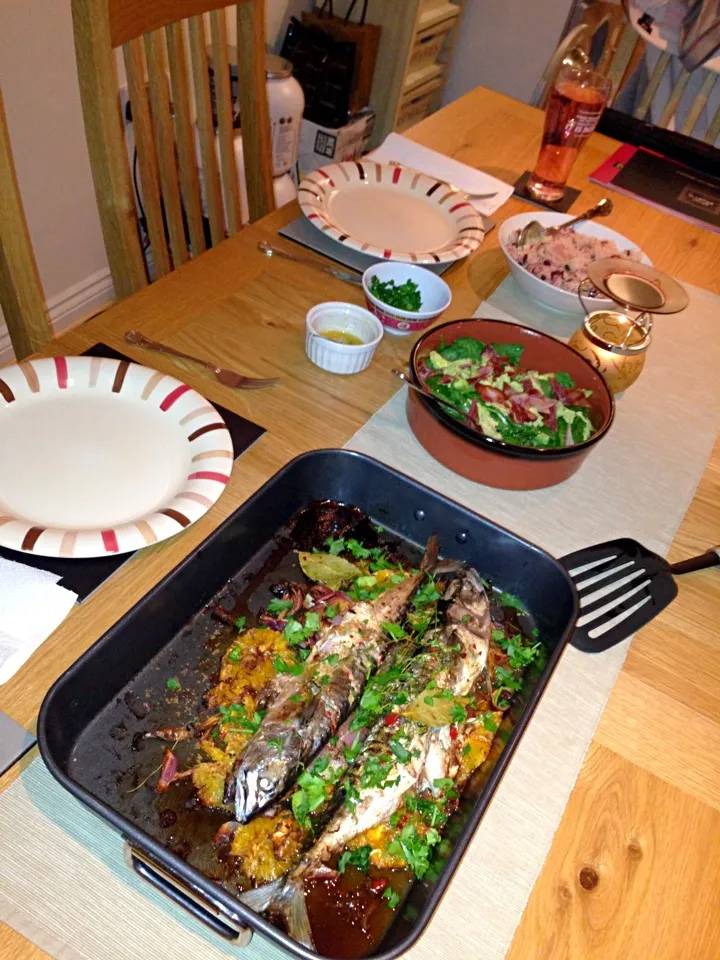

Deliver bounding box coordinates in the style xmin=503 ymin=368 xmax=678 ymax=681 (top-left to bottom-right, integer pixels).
xmin=499 ymin=212 xmax=652 ymax=318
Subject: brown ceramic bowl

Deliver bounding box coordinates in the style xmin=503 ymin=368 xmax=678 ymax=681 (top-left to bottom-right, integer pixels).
xmin=407 ymin=318 xmax=615 ymax=490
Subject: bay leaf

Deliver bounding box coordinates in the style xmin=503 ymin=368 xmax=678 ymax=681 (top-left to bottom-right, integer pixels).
xmin=298 ymin=551 xmax=361 ymax=590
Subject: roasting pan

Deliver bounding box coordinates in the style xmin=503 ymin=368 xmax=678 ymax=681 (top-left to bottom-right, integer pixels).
xmin=38 ymin=449 xmax=577 ymax=960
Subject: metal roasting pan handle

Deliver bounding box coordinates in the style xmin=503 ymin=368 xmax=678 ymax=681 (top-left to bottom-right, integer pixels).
xmin=123 ymin=842 xmax=252 ymax=946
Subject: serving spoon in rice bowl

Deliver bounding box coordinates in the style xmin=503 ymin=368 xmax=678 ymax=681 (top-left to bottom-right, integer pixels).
xmin=518 ymin=198 xmax=613 ymax=247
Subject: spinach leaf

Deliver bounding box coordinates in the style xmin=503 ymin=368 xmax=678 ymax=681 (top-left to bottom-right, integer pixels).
xmin=554 ymin=371 xmax=575 ymax=388
xmin=436 ymin=336 xmax=485 ymax=362
xmin=491 ymin=342 xmax=524 ymax=365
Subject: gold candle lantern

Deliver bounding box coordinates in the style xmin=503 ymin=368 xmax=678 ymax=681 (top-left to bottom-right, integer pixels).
xmin=568 ymin=258 xmax=689 ymax=396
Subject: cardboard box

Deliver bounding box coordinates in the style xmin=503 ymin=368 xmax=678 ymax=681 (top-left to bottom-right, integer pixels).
xmin=298 ymin=109 xmax=375 ymax=177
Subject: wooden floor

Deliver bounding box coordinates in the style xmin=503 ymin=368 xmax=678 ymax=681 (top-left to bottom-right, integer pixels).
xmin=2 ymin=86 xmax=720 ymax=960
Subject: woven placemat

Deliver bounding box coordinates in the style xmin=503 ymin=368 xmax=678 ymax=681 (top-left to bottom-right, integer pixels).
xmin=2 ymin=277 xmax=720 ymax=960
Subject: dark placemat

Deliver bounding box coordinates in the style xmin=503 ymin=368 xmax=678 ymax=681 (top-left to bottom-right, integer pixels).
xmin=0 ymin=344 xmax=265 ymax=602
xmin=279 ymin=214 xmax=491 ymax=276
xmin=513 ymin=171 xmax=581 ymax=212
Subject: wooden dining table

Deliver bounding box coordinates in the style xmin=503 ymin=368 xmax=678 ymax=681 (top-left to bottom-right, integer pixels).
xmin=2 ymin=84 xmax=720 ymax=960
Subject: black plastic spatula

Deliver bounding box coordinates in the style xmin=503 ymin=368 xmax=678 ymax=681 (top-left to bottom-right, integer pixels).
xmin=560 ymin=539 xmax=720 ymax=652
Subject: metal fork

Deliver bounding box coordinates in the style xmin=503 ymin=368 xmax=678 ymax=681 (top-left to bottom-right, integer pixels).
xmin=124 ymin=331 xmax=280 ymax=389
xmin=258 ymin=241 xmax=362 ymax=285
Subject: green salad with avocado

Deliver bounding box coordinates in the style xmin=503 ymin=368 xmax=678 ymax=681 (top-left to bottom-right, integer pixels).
xmin=416 ymin=336 xmax=595 ymax=449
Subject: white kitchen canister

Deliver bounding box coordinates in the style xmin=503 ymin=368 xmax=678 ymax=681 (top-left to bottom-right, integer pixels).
xmin=266 ymin=54 xmax=304 ymax=177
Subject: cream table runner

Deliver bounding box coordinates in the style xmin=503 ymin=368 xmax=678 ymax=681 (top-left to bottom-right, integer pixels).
xmin=1 ymin=277 xmax=720 ymax=960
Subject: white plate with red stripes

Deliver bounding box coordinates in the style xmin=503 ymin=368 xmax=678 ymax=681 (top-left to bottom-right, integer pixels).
xmin=298 ymin=160 xmax=484 ymax=264
xmin=0 ymin=357 xmax=233 ymax=558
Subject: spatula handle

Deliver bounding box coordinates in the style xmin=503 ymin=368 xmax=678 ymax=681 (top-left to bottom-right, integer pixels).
xmin=670 ymin=548 xmax=720 ymax=575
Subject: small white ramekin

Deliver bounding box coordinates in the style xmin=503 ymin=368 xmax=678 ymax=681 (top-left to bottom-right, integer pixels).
xmin=305 ymin=302 xmax=384 ymax=375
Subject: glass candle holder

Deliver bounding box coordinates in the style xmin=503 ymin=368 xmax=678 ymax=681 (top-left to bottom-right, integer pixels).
xmin=567 ymin=307 xmax=650 ymax=395
xmin=568 ymin=258 xmax=689 ymax=395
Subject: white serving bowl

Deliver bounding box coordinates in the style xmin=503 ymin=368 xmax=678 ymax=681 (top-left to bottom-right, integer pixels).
xmin=498 ymin=212 xmax=652 ymax=319
xmin=362 ymin=262 xmax=452 ymax=336
xmin=305 ymin=302 xmax=383 ymax=375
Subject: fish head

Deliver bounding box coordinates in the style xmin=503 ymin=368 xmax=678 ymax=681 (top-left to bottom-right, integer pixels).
xmin=233 ymin=727 xmax=299 ymax=822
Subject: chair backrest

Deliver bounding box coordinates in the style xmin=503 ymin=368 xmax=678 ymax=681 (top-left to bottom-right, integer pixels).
xmin=0 ymin=87 xmax=52 ymax=361
xmin=71 ymin=0 xmax=275 ymax=300
xmin=534 ymin=1 xmax=644 ymax=108
xmin=631 ymin=51 xmax=720 ymax=144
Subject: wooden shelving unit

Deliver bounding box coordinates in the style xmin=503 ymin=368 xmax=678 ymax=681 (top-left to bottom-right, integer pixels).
xmin=339 ymin=0 xmax=467 ymax=146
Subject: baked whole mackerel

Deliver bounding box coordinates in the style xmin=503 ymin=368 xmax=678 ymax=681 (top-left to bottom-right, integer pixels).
xmin=225 ymin=535 xmax=439 ymax=822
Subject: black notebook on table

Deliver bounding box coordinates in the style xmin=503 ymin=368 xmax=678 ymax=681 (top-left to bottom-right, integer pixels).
xmin=590 ymin=143 xmax=720 ymax=235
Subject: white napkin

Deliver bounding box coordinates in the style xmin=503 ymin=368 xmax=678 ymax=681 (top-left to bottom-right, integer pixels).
xmin=0 ymin=558 xmax=78 ymax=685
xmin=369 ymin=132 xmax=515 ymax=216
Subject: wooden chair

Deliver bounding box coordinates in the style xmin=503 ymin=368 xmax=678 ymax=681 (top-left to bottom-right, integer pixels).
xmin=71 ymin=0 xmax=275 ymax=301
xmin=0 ymin=87 xmax=52 ymax=361
xmin=631 ymin=52 xmax=720 ymax=144
xmin=533 ymin=2 xmax=645 ymax=109
xmin=536 ymin=1 xmax=720 ymax=145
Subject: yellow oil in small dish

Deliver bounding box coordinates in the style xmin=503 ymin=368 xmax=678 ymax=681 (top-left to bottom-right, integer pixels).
xmin=320 ymin=330 xmax=364 ymax=346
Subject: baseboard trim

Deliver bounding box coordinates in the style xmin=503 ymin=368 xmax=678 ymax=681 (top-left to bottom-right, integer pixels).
xmin=0 ymin=267 xmax=115 ymax=365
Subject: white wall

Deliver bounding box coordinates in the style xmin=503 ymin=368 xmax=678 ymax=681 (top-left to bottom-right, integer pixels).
xmin=0 ymin=0 xmax=310 ymax=359
xmin=443 ymin=0 xmax=574 ymax=106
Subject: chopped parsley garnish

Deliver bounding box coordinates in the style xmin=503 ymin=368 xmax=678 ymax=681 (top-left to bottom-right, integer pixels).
xmin=413 ymin=577 xmax=442 ymax=607
xmin=491 ymin=628 xmax=505 ymax=643
xmin=389 ymin=737 xmax=412 ymax=763
xmin=326 ymin=654 xmax=340 ymax=666
xmin=405 ymin=793 xmax=448 ymax=828
xmin=217 ymin=704 xmax=264 ymax=735
xmin=325 ymin=604 xmax=338 ymax=620
xmin=273 ymin=656 xmax=304 ymax=676
xmin=359 ymin=754 xmax=394 ymax=791
xmin=481 ymin=712 xmax=499 ymax=732
xmin=348 ymin=576 xmax=386 ymax=602
xmin=388 ymin=825 xmax=441 ymax=879
xmin=283 ymin=612 xmax=321 ymax=647
xmin=338 ymin=844 xmax=372 ymax=874
xmin=450 ymin=700 xmax=468 ymax=723
xmin=383 ymin=887 xmax=401 ymax=909
xmin=289 ymin=693 xmax=304 ymax=703
xmin=227 ymin=646 xmax=242 ymax=663
xmin=324 ymin=536 xmax=346 ymax=555
xmin=234 ymin=615 xmax=246 ymax=632
xmin=343 ymin=734 xmax=363 ymax=763
xmin=382 ymin=622 xmax=407 ymax=641
xmin=496 ymin=590 xmax=526 ymax=613
xmin=166 ymin=677 xmax=181 ymax=691
xmin=432 ymin=777 xmax=455 ymax=793
xmin=344 ymin=538 xmax=372 ymax=560
xmin=494 ymin=665 xmax=524 ymax=693
xmin=266 ymin=598 xmax=293 ymax=615
xmin=369 ymin=275 xmax=422 ymax=312
xmin=291 ymin=757 xmax=341 ymax=827
xmin=462 ymin=743 xmax=472 ymax=756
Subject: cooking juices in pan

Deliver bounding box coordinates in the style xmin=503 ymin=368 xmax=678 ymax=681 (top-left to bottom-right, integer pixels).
xmin=70 ymin=502 xmax=545 ymax=959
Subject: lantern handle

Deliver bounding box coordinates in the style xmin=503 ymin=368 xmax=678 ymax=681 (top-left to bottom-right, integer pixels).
xmin=577 ymin=277 xmax=595 ymax=319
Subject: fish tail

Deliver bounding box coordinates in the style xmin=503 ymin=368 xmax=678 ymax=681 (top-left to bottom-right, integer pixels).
xmin=240 ymin=874 xmax=314 ymax=948
xmin=419 ymin=533 xmax=439 ymax=576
